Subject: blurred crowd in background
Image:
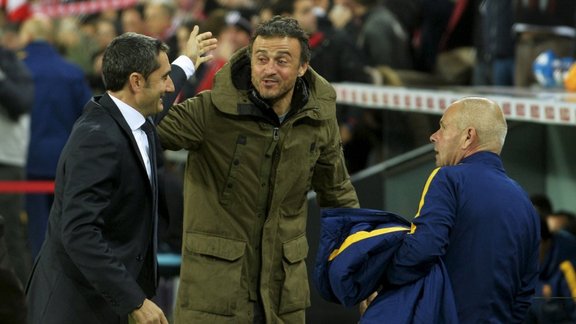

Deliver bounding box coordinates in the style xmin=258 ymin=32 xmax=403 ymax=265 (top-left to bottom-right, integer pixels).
xmin=3 ymin=0 xmax=576 ymax=172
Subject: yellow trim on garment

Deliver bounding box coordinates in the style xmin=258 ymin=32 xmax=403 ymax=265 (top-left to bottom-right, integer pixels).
xmin=328 ymin=226 xmax=410 ymax=261
xmin=560 ymin=260 xmax=576 ymax=298
xmin=410 ymin=167 xmax=441 ymax=234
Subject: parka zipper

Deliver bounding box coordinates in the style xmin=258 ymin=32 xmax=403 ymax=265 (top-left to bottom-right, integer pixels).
xmin=265 ymin=127 xmax=280 ymax=157
xmin=273 ymin=127 xmax=279 ymax=141
xmin=261 ymin=127 xmax=280 ymax=219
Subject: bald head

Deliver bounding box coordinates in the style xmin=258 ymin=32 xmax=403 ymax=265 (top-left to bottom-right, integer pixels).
xmin=451 ymin=97 xmax=507 ymax=154
xmin=430 ymin=97 xmax=508 ymax=166
xmin=20 ymin=16 xmax=54 ymax=45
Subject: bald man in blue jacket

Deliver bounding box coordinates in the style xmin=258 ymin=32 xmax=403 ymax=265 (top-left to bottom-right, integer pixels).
xmin=386 ymin=97 xmax=540 ymax=323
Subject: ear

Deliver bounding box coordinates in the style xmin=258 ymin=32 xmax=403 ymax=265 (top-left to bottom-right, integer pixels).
xmin=461 ymin=127 xmax=476 ymax=149
xmin=129 ymin=72 xmax=143 ymax=92
xmin=298 ymin=63 xmax=309 ymax=77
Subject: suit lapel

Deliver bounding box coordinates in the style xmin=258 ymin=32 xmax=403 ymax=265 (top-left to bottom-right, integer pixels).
xmin=98 ymin=94 xmax=152 ymax=191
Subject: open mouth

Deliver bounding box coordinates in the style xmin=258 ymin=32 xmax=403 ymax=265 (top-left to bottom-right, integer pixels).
xmin=262 ymin=79 xmax=278 ymax=86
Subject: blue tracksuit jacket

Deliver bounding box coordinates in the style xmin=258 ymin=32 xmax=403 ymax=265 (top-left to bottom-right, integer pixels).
xmin=314 ymin=208 xmax=458 ymax=324
xmin=386 ymin=151 xmax=540 ymax=323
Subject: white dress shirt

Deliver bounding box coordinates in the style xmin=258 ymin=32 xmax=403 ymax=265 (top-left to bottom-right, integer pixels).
xmin=109 ymin=94 xmax=152 ymax=181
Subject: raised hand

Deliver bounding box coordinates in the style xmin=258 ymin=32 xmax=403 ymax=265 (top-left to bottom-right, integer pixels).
xmin=184 ymin=25 xmax=218 ymax=69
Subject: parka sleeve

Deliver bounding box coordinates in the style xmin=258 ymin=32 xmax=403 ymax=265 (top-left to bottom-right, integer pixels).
xmin=311 ymin=115 xmax=359 ymax=208
xmin=157 ymin=93 xmax=209 ymax=151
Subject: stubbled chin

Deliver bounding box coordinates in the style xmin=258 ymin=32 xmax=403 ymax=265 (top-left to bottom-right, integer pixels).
xmin=259 ymin=90 xmax=276 ymax=100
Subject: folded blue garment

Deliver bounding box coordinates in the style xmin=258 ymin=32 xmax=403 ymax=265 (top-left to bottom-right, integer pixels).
xmin=313 ymin=208 xmax=458 ymax=324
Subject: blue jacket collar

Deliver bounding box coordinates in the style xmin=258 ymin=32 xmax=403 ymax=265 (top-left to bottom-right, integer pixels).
xmin=460 ymin=151 xmax=503 ymax=170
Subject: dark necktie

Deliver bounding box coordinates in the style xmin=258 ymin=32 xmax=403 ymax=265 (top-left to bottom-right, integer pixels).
xmin=141 ymin=118 xmax=158 ymax=286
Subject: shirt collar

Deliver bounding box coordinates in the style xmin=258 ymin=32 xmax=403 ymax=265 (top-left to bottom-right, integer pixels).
xmin=108 ymin=93 xmax=146 ymax=130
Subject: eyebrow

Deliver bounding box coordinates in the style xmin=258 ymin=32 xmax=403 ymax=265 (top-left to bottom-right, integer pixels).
xmin=255 ymin=49 xmax=293 ymax=57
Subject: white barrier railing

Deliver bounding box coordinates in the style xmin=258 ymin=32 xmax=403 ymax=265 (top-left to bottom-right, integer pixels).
xmin=333 ymin=83 xmax=576 ymax=126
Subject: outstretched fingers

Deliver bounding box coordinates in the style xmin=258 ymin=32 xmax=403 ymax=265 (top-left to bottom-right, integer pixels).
xmin=185 ymin=25 xmax=218 ymax=68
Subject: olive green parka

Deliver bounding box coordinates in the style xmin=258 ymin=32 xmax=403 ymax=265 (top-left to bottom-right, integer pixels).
xmin=158 ymin=48 xmax=359 ymax=323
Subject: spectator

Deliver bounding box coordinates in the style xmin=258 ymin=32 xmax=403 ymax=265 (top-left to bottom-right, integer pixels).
xmin=547 ymin=210 xmax=576 ymax=236
xmin=524 ymin=211 xmax=576 ymax=323
xmin=412 ymin=0 xmax=453 ymax=73
xmin=19 ymin=15 xmax=93 ymax=258
xmin=346 ymin=0 xmax=413 ymax=69
xmin=195 ymin=9 xmax=253 ymax=93
xmin=473 ymin=0 xmax=515 ymax=86
xmin=0 ymin=22 xmax=22 ymax=51
xmin=175 ymin=10 xmax=253 ymax=100
xmin=121 ymin=4 xmax=148 ymax=34
xmin=531 ymin=193 xmax=554 ymax=217
xmin=0 ymin=43 xmax=33 ymax=286
xmin=55 ymin=17 xmax=99 ymax=75
xmin=145 ymin=1 xmax=180 ymax=62
xmin=95 ymin=18 xmax=119 ymax=52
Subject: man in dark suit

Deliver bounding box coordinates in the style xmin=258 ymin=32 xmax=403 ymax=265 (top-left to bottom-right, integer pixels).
xmin=25 ymin=29 xmax=216 ymax=324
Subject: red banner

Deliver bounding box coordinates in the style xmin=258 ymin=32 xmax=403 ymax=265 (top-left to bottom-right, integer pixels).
xmin=0 ymin=181 xmax=55 ymax=193
xmin=33 ymin=0 xmax=138 ymax=18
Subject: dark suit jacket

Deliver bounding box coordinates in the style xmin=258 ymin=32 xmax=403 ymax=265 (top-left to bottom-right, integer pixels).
xmin=25 ymin=64 xmax=187 ymax=324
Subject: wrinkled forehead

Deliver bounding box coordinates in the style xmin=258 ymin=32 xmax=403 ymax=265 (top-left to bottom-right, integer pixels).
xmin=442 ymin=102 xmax=462 ymax=123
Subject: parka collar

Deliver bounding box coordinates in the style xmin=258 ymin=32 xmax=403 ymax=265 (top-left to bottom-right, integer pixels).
xmin=247 ymin=77 xmax=309 ymax=125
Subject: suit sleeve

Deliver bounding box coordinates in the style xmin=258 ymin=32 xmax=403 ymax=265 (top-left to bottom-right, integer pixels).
xmin=386 ymin=168 xmax=457 ymax=285
xmin=58 ymin=125 xmax=146 ymax=315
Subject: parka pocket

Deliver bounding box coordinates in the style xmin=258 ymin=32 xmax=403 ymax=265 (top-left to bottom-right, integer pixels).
xmin=180 ymin=232 xmax=246 ymax=316
xmin=279 ymin=235 xmax=311 ymax=314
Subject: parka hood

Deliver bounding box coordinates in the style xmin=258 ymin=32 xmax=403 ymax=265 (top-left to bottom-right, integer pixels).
xmin=211 ymin=47 xmax=336 ymax=121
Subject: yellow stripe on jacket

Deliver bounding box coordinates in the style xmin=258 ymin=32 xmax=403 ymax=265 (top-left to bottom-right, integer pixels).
xmin=410 ymin=167 xmax=441 ymax=234
xmin=560 ymin=260 xmax=576 ymax=298
xmin=328 ymin=226 xmax=409 ymax=261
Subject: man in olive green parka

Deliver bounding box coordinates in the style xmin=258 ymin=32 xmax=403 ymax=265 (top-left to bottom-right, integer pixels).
xmin=158 ymin=16 xmax=359 ymax=323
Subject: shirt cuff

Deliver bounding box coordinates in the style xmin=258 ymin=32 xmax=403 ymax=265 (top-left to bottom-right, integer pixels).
xmin=172 ymin=55 xmax=196 ymax=79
